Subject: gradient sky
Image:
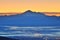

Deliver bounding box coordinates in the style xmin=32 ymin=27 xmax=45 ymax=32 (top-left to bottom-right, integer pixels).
xmin=0 ymin=0 xmax=60 ymax=13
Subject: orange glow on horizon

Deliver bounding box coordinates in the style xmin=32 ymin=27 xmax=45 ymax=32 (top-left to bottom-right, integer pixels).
xmin=44 ymin=12 xmax=60 ymax=16
xmin=0 ymin=0 xmax=60 ymax=16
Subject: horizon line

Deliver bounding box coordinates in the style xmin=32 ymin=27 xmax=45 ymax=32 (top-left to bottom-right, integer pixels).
xmin=0 ymin=10 xmax=60 ymax=13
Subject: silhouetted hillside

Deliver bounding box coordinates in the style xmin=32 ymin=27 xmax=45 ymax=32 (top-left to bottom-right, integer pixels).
xmin=0 ymin=36 xmax=18 ymax=40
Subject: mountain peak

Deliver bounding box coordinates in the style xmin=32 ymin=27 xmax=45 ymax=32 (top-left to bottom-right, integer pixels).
xmin=24 ymin=10 xmax=33 ymax=13
xmin=26 ymin=10 xmax=32 ymax=12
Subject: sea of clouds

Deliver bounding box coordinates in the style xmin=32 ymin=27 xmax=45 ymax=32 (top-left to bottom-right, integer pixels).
xmin=0 ymin=26 xmax=60 ymax=37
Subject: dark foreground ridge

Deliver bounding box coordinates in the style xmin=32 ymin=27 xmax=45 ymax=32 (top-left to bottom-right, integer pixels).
xmin=8 ymin=36 xmax=59 ymax=40
xmin=0 ymin=36 xmax=18 ymax=40
xmin=0 ymin=36 xmax=59 ymax=40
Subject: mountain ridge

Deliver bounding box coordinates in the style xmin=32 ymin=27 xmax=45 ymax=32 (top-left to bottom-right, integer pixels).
xmin=0 ymin=10 xmax=60 ymax=26
xmin=0 ymin=10 xmax=60 ymax=17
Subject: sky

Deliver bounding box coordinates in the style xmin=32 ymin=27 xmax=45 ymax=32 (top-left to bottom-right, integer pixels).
xmin=0 ymin=0 xmax=60 ymax=13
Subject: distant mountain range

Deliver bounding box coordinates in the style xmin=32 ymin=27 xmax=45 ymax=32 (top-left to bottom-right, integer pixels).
xmin=0 ymin=10 xmax=60 ymax=26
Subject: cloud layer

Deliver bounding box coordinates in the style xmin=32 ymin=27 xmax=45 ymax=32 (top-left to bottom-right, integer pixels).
xmin=0 ymin=26 xmax=60 ymax=37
